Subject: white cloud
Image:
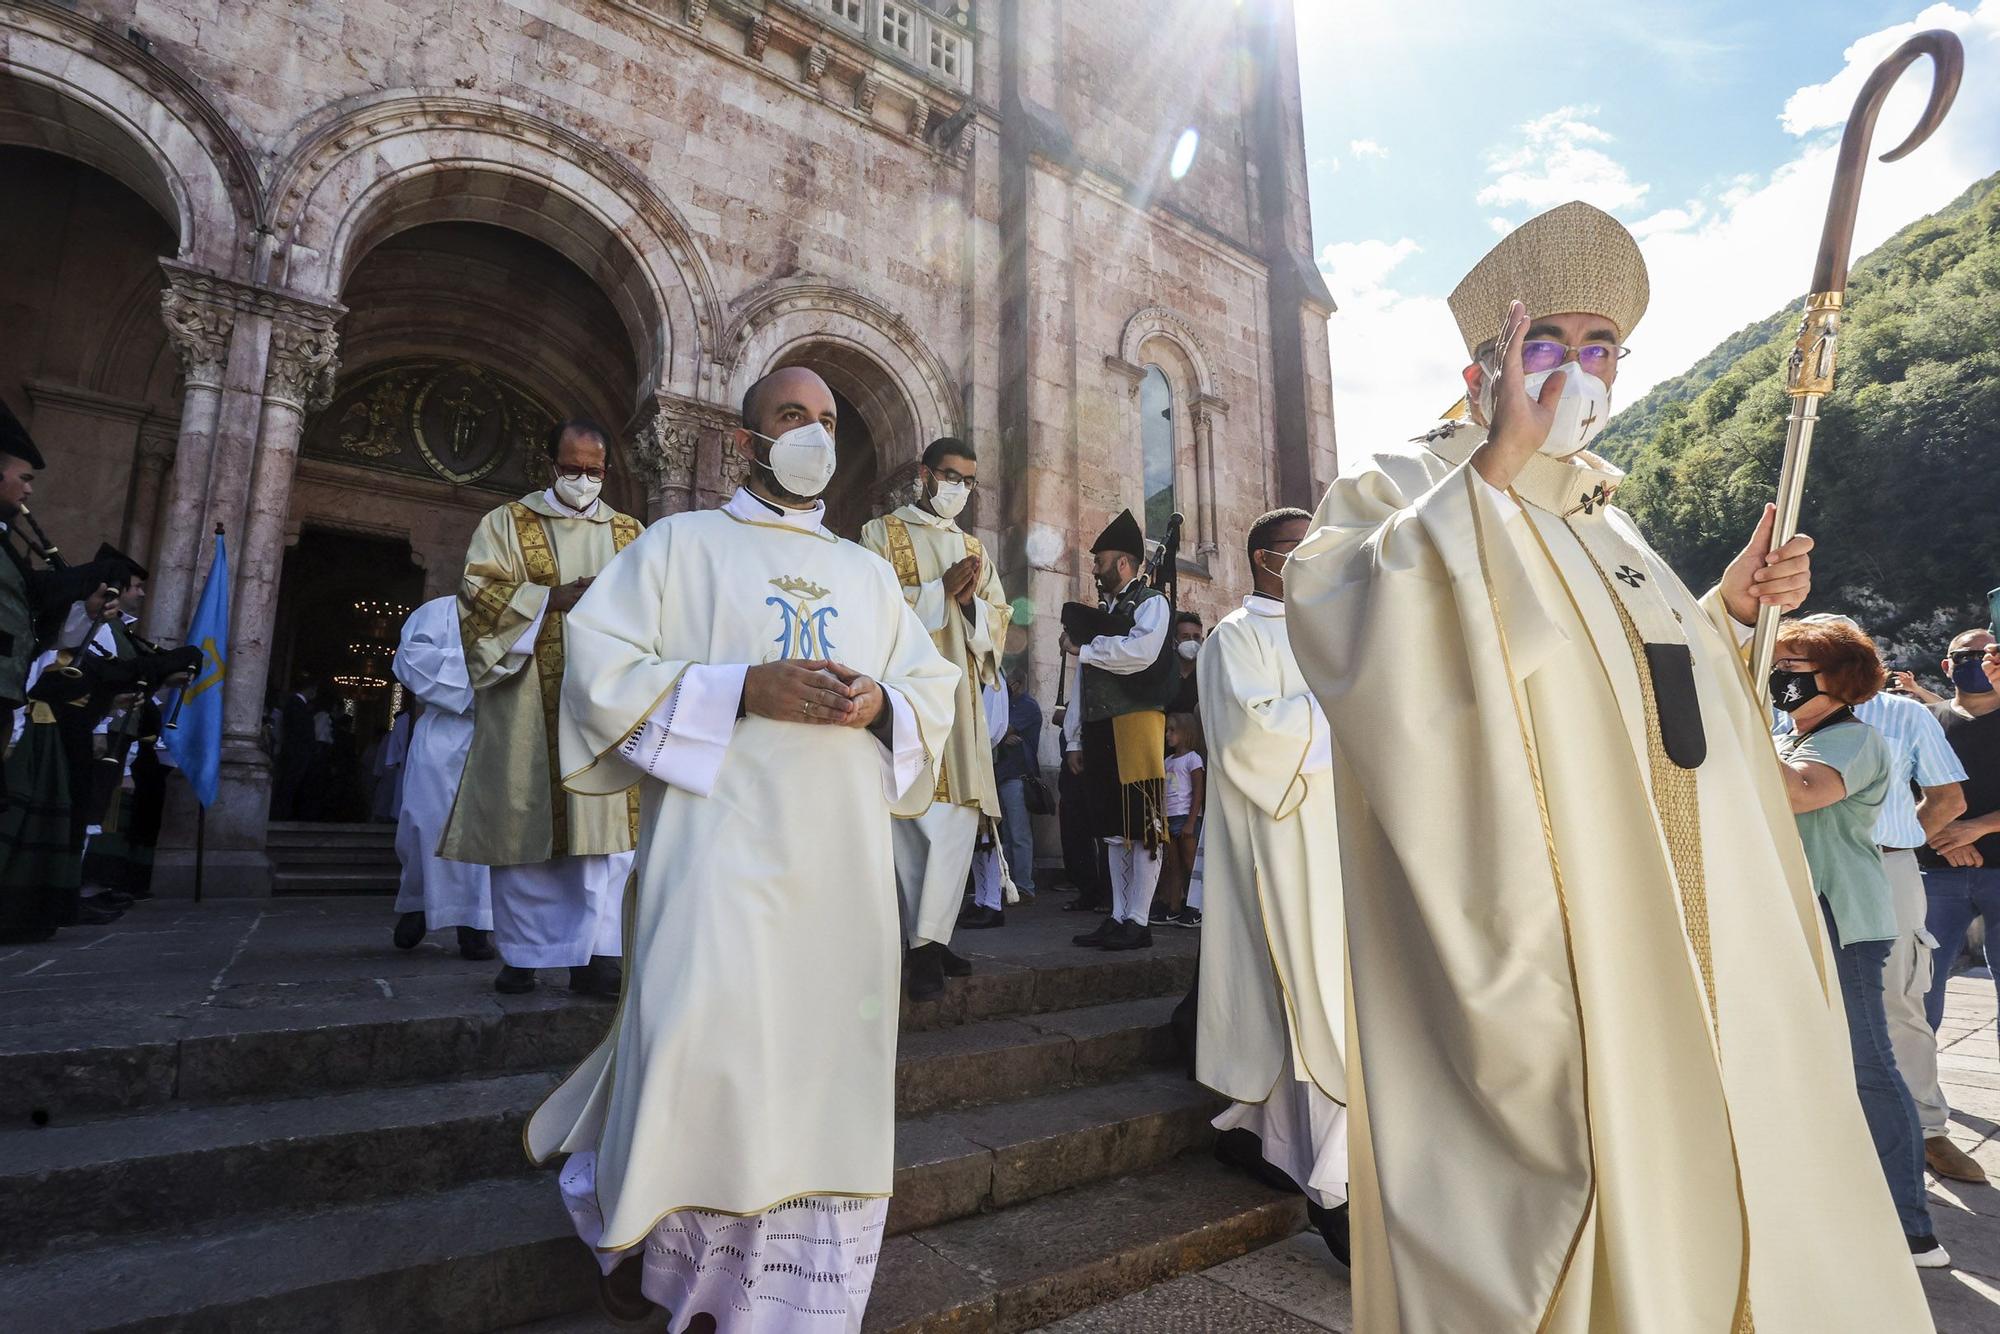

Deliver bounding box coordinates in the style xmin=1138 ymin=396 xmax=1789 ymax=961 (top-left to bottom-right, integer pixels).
xmin=1616 ymin=0 xmax=2000 ymax=406
xmin=1349 ymin=138 xmax=1390 ymax=160
xmin=1477 ymin=105 xmax=1650 ymax=213
xmin=1318 ymin=238 xmax=1468 ymax=468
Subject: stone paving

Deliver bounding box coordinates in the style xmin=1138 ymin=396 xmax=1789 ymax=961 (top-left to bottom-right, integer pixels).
xmin=5 ymin=899 xmax=1998 ymax=1330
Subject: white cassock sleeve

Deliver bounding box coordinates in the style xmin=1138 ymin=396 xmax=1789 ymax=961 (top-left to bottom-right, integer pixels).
xmin=1304 ymin=696 xmax=1333 ymax=775
xmin=1077 ymin=593 xmax=1169 ymax=673
xmin=911 ymin=578 xmax=995 ymax=654
xmin=1063 ymin=660 xmax=1084 ymax=754
xmin=394 ymin=599 xmax=477 ymax=717
xmin=507 ymin=602 xmax=547 ymax=657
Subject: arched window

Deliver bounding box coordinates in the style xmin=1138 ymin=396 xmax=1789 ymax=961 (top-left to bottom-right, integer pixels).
xmin=1139 ymin=364 xmax=1175 ymax=541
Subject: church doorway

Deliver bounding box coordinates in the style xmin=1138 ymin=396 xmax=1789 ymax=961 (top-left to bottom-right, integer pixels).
xmin=268 ymin=528 xmax=425 ymax=821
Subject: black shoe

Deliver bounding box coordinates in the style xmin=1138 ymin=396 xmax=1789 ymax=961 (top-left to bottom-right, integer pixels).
xmin=906 ymin=942 xmax=946 ymax=1001
xmin=596 ymin=1254 xmax=661 ymax=1326
xmin=569 ymin=956 xmax=623 ymax=999
xmin=958 ymin=905 xmax=1006 ymax=930
xmin=494 ymin=964 xmax=539 ymax=994
xmin=456 ymin=927 xmax=496 ymax=961
xmin=1306 ymin=1200 xmax=1351 ymax=1268
xmin=1148 ymin=903 xmax=1175 ymax=925
xmin=90 ymin=891 xmax=134 ymax=910
xmin=1213 ymin=1129 xmax=1306 ymax=1194
xmin=1072 ymin=918 xmax=1116 ymax=947
xmin=393 ymin=911 xmax=427 ymax=950
xmin=1172 ymin=907 xmax=1204 ymax=928
xmin=938 ymin=944 xmax=973 ymax=977
xmin=75 ymin=902 xmax=123 ymax=925
xmin=1062 ymin=895 xmax=1106 ymax=913
xmin=1102 ymin=920 xmax=1152 ymax=951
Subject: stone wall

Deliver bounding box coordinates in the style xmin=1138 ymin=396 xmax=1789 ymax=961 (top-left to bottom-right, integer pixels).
xmin=1 ymin=0 xmax=1335 ymax=891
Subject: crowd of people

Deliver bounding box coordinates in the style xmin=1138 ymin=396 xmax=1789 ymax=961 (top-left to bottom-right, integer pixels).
xmin=7 ymin=198 xmax=1992 ymax=1334
xmin=0 ymin=402 xmax=201 ymax=944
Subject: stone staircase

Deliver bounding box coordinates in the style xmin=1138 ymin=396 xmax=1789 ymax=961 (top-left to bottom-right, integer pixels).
xmin=266 ymin=821 xmax=401 ymax=895
xmin=0 ymin=898 xmax=1302 ymax=1332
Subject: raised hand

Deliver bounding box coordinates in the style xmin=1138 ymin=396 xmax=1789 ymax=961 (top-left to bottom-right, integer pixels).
xmin=1472 ymin=300 xmax=1569 ymax=491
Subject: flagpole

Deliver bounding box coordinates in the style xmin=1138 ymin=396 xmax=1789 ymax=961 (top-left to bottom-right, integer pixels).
xmin=194 ymin=803 xmax=206 ymax=904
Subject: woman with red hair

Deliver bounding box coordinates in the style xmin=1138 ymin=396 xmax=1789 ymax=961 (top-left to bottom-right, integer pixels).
xmin=1771 ymin=615 xmax=1945 ymax=1268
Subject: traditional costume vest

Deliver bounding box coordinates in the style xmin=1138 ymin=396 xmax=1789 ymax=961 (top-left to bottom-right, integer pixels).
xmin=1080 ymin=584 xmax=1176 ymax=722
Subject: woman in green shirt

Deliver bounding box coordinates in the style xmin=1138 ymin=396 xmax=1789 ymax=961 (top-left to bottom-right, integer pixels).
xmin=1772 ymin=616 xmax=1944 ymax=1267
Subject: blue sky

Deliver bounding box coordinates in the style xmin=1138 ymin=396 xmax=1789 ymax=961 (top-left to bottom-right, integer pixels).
xmin=1293 ymin=0 xmax=2000 ymax=457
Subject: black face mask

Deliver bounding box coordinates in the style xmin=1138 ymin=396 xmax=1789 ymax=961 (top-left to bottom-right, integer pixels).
xmin=1768 ymin=668 xmax=1822 ymax=714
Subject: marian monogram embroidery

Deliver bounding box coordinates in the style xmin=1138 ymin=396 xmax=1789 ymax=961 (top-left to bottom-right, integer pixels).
xmin=766 ymin=575 xmax=839 ymax=660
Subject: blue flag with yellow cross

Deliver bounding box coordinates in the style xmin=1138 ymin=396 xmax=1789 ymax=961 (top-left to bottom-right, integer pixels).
xmin=164 ymin=532 xmax=229 ymax=806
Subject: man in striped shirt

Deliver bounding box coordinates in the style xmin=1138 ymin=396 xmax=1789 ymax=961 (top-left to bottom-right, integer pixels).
xmin=1783 ymin=615 xmax=1978 ymax=1182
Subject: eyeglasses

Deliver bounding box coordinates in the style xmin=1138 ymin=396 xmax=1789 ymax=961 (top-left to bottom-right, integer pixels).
xmin=1948 ymin=648 xmax=1995 ymax=663
xmin=556 ymin=466 xmax=607 ymax=482
xmin=1772 ymin=657 xmax=1818 ymax=672
xmin=1517 ymin=340 xmax=1630 ymax=376
xmin=930 ymin=466 xmax=977 ymax=489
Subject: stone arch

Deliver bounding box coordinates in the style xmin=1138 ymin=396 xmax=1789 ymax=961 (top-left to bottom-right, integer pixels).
xmin=724 ymin=280 xmax=962 ymax=467
xmin=265 ymin=90 xmax=724 ymax=410
xmin=1118 ymin=305 xmax=1217 ymax=398
xmin=0 ymin=1 xmax=259 ymax=274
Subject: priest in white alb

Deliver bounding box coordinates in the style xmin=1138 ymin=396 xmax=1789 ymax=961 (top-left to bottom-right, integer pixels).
xmin=860 ymin=436 xmax=1011 ymax=1000
xmin=1285 ymin=201 xmax=1932 ymax=1330
xmin=389 ymin=597 xmax=493 ymax=962
xmin=528 ymin=367 xmax=958 ymax=1331
xmin=1194 ymin=506 xmax=1348 ymax=1262
xmin=440 ymin=421 xmax=640 ymax=999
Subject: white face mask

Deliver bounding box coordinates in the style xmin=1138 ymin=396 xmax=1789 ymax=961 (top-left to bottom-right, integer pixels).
xmin=552 ymin=473 xmax=602 ymax=511
xmin=1176 ymin=639 xmax=1200 ymax=662
xmin=752 ymin=423 xmax=838 ymax=498
xmin=1478 ymin=362 xmax=1613 ymax=458
xmin=929 ymin=479 xmax=970 ymax=520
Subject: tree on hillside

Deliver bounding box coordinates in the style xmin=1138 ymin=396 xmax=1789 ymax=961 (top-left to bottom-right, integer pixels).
xmin=1601 ymin=174 xmax=2000 ymax=675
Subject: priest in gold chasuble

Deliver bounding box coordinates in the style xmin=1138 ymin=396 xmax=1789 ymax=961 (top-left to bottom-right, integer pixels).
xmin=860 ymin=436 xmax=1011 ymax=1001
xmin=440 ymin=421 xmax=639 ymax=999
xmin=1286 ymin=202 xmax=1932 ymax=1333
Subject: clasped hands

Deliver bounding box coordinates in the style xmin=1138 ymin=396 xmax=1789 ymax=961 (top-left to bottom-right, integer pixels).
xmin=743 ymin=658 xmax=886 ymax=729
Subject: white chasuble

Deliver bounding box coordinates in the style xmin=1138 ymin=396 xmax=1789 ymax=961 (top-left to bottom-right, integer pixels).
xmin=441 ymin=492 xmax=640 ymax=867
xmin=527 ymin=492 xmax=959 ymax=1254
xmin=1286 ymin=427 xmax=1931 ymax=1334
xmin=391 ymin=598 xmax=491 ymax=932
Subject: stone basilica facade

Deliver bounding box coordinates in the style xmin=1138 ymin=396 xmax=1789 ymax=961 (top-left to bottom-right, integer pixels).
xmin=0 ymin=0 xmax=1335 ymax=894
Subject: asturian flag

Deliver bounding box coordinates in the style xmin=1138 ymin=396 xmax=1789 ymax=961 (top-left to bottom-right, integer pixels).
xmin=164 ymin=532 xmax=229 ymax=806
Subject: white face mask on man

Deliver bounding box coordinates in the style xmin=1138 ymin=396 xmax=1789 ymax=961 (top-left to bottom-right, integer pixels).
xmin=552 ymin=473 xmax=603 ymax=511
xmin=1176 ymin=640 xmax=1200 ymax=662
xmin=929 ymin=479 xmax=970 ymax=520
xmin=1478 ymin=361 xmax=1613 ymax=458
xmin=751 ymin=422 xmax=838 ymax=498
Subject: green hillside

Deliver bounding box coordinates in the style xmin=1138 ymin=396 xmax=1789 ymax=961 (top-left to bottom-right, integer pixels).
xmin=1599 ymin=172 xmax=2000 ymax=672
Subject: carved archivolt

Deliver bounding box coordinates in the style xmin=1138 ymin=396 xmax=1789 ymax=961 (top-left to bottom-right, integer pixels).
xmin=724 ymin=280 xmax=962 ymax=446
xmin=2 ymin=1 xmax=260 ymax=274
xmin=265 ymin=91 xmax=724 ymax=403
xmin=1116 ymin=306 xmax=1218 ymax=399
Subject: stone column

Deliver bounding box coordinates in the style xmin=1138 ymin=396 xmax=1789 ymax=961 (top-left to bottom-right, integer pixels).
xmin=148 ymin=277 xmax=237 ymax=640
xmin=153 ymin=296 xmax=342 ymax=899
xmin=1191 ymin=396 xmax=1224 ymax=562
xmin=123 ymin=424 xmax=177 ymax=573
xmin=629 ymin=399 xmax=704 ymax=521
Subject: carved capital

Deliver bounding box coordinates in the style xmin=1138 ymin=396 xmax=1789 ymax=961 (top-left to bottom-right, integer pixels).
xmin=265 ymin=319 xmax=342 ymax=414
xmin=632 ymin=412 xmax=701 ymax=490
xmin=136 ymin=425 xmax=179 ymax=470
xmin=684 ymin=0 xmax=709 ymax=28
xmin=876 ymin=461 xmax=923 ymax=513
xmin=910 ymin=101 xmax=932 ymax=141
xmin=747 ymin=17 xmax=771 ymax=59
xmin=806 ymin=43 xmax=829 ymax=86
xmin=856 ymin=73 xmax=880 ymax=115
xmin=719 ymin=437 xmax=753 ymax=490
xmin=160 ymin=286 xmax=237 ymax=390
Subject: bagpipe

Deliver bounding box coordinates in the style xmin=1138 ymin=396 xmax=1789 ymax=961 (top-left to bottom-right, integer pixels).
xmin=13 ymin=506 xmax=202 ymax=725
xmin=1053 ymin=512 xmax=1182 ymax=727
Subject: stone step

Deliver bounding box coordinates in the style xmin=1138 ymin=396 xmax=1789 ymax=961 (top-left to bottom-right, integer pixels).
xmin=266 ymin=845 xmax=403 ymax=865
xmin=0 ymin=1154 xmax=1297 ymax=1334
xmin=271 ymin=867 xmax=402 ymax=895
xmin=6 ymin=955 xmax=1191 ymax=1123
xmin=0 ymin=1065 xmax=1216 ymax=1262
xmin=264 ymin=822 xmax=399 ymax=847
